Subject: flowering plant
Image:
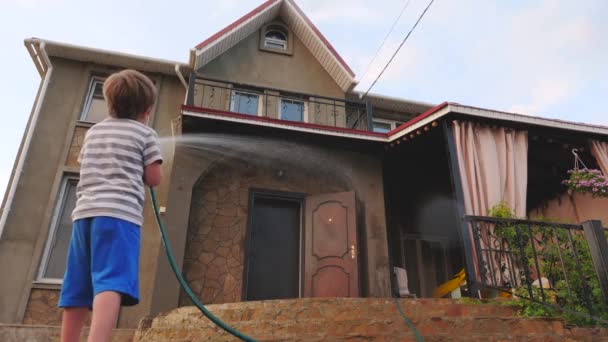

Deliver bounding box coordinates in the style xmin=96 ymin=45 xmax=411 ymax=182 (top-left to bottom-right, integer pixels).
xmin=562 ymin=168 xmax=608 ymax=198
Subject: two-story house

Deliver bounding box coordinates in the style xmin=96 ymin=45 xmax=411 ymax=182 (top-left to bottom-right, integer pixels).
xmin=1 ymin=0 xmax=607 ymax=333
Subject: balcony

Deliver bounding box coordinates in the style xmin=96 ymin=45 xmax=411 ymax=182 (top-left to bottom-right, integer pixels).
xmin=185 ymin=76 xmax=372 ymax=131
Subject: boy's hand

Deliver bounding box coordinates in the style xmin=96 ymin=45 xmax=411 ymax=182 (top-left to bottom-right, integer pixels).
xmin=144 ymin=161 xmax=163 ymax=187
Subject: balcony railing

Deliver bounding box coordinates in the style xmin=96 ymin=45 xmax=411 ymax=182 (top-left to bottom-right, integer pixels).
xmin=465 ymin=216 xmax=608 ymax=324
xmin=186 ymin=76 xmax=372 ymax=131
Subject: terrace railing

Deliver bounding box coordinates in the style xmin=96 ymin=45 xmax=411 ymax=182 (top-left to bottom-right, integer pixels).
xmin=186 ymin=76 xmax=372 ymax=131
xmin=465 ymin=216 xmax=608 ymax=324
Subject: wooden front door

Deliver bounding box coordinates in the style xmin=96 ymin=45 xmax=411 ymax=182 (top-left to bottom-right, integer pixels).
xmin=303 ymin=191 xmax=359 ymax=297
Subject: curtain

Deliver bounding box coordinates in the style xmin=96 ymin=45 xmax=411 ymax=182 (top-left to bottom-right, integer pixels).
xmin=591 ymin=140 xmax=608 ymax=176
xmin=452 ymin=121 xmax=528 ymax=287
xmin=453 ymin=121 xmax=528 ymax=217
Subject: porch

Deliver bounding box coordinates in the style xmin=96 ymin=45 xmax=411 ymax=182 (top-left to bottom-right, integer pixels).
xmin=383 ymin=114 xmax=608 ymax=323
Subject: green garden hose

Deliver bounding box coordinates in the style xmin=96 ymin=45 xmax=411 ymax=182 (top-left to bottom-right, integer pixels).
xmin=150 ymin=187 xmax=423 ymax=341
xmin=149 ymin=188 xmax=257 ymax=342
xmin=393 ymin=297 xmax=424 ymax=342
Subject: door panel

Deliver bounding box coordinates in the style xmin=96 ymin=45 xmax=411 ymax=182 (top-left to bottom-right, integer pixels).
xmin=245 ymin=196 xmax=301 ymax=300
xmin=304 ymin=191 xmax=358 ymax=297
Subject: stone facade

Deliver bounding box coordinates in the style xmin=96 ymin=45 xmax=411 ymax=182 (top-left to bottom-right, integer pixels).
xmin=23 ymin=289 xmax=62 ymax=325
xmin=66 ymin=125 xmax=87 ymax=168
xmin=179 ymin=158 xmax=349 ymax=305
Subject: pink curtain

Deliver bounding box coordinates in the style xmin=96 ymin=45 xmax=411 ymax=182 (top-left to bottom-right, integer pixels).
xmin=591 ymin=140 xmax=608 ymax=176
xmin=452 ymin=121 xmax=528 ymax=217
xmin=452 ymin=121 xmax=528 ymax=286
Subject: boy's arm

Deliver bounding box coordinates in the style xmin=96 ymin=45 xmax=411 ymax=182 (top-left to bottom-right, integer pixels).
xmin=143 ymin=130 xmax=163 ymax=187
xmin=144 ymin=162 xmax=163 ymax=187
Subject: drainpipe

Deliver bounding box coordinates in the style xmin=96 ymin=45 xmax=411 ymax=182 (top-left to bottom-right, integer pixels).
xmin=0 ymin=39 xmax=53 ymax=238
xmin=174 ymin=64 xmax=189 ymax=105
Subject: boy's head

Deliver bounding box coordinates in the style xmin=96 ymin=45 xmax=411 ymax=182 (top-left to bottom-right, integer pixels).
xmin=103 ymin=69 xmax=157 ymax=120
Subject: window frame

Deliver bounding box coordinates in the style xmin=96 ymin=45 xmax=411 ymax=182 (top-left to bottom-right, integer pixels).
xmin=259 ymin=23 xmax=293 ymax=55
xmin=230 ymin=90 xmax=262 ymax=116
xmin=79 ymin=76 xmax=107 ymax=123
xmin=36 ymin=175 xmax=79 ymax=284
xmin=372 ymin=118 xmax=399 ymax=133
xmin=264 ymin=30 xmax=288 ymax=50
xmin=279 ymin=98 xmax=308 ymax=123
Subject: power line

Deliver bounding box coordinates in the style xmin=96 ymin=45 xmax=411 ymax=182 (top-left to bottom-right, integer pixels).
xmin=358 ymin=0 xmax=413 ymax=84
xmin=361 ymin=0 xmax=436 ymax=100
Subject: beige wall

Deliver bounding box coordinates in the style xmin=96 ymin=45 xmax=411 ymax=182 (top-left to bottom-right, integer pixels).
xmin=530 ymin=193 xmax=608 ymax=227
xmin=199 ymin=29 xmax=345 ymax=99
xmin=0 ymin=56 xmax=185 ymax=328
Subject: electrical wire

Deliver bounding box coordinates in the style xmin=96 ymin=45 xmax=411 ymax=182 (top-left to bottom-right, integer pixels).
xmin=361 ymin=0 xmax=436 ymax=100
xmin=358 ymin=0 xmax=413 ymax=84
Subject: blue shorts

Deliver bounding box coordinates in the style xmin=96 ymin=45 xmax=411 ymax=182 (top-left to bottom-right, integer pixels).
xmin=58 ymin=216 xmax=141 ymax=308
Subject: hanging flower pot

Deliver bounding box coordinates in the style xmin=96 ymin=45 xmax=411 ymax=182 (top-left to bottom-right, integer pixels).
xmin=562 ymin=168 xmax=608 ymax=198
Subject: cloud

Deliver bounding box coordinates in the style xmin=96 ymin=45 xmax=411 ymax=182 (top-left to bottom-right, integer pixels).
xmin=509 ymin=77 xmax=577 ymax=115
xmin=354 ymin=38 xmax=422 ymax=90
xmin=304 ymin=0 xmax=389 ymax=24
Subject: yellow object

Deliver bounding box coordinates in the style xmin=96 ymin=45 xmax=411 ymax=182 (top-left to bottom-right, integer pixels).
xmin=433 ymin=269 xmax=466 ymax=298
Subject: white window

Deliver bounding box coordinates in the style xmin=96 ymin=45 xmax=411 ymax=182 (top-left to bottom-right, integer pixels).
xmin=264 ymin=29 xmax=288 ymax=50
xmin=280 ymin=98 xmax=305 ymax=122
xmin=231 ymin=91 xmax=260 ymax=116
xmin=80 ymin=77 xmax=108 ymax=123
xmin=37 ymin=177 xmax=78 ymax=283
xmin=372 ymin=119 xmax=399 ymax=133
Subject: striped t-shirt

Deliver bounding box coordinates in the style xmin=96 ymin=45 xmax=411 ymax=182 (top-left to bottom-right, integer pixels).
xmin=72 ymin=117 xmax=163 ymax=226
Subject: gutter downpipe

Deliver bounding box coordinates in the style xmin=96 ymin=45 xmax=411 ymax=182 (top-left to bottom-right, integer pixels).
xmin=174 ymin=64 xmax=189 ymax=104
xmin=0 ymin=39 xmax=53 ymax=238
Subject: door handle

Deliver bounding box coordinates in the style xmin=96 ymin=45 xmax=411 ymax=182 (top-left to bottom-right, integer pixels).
xmin=349 ymin=244 xmax=356 ymax=259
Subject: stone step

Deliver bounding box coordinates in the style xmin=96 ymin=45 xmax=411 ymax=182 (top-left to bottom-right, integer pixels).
xmin=162 ymin=298 xmax=519 ymax=325
xmin=136 ymin=316 xmax=596 ymax=341
xmin=135 ymin=298 xmax=608 ymax=342
xmin=0 ymin=324 xmax=134 ymax=342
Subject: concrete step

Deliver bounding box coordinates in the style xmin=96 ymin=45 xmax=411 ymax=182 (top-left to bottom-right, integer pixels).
xmin=135 ymin=298 xmax=607 ymax=342
xmin=0 ymin=323 xmax=134 ymax=342
xmin=158 ymin=298 xmax=520 ymax=325
xmin=136 ymin=316 xmax=603 ymax=341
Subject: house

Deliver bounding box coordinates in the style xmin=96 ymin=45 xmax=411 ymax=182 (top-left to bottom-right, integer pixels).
xmin=1 ymin=0 xmax=607 ymax=333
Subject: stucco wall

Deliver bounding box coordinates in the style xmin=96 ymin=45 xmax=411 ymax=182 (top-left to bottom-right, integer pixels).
xmin=200 ymin=28 xmax=345 ymax=99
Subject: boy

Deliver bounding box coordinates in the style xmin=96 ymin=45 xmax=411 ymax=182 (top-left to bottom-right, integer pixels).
xmin=59 ymin=69 xmax=163 ymax=342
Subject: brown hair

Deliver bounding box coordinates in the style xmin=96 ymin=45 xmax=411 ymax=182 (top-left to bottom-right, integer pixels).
xmin=103 ymin=69 xmax=157 ymax=119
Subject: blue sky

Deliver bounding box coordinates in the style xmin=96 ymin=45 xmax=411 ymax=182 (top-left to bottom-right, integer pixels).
xmin=0 ymin=0 xmax=607 ymax=199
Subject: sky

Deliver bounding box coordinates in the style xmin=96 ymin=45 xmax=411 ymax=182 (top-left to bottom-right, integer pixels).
xmin=0 ymin=0 xmax=607 ymax=200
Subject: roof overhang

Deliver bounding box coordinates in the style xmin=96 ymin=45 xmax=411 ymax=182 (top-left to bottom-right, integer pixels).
xmin=193 ymin=0 xmax=357 ymax=92
xmin=388 ymin=103 xmax=608 ymax=142
xmin=182 ymin=103 xmax=608 ymax=144
xmin=25 ymin=38 xmax=191 ymax=77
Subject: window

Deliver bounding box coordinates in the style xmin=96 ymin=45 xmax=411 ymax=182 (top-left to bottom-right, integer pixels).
xmin=38 ymin=177 xmax=78 ymax=283
xmin=80 ymin=77 xmax=108 ymax=123
xmin=281 ymin=99 xmax=305 ymax=122
xmin=231 ymin=91 xmax=260 ymax=116
xmin=264 ymin=28 xmax=288 ymax=50
xmin=372 ymin=119 xmax=399 ymax=133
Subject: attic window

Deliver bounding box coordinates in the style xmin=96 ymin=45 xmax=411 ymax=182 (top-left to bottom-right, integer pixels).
xmin=264 ymin=26 xmax=288 ymax=50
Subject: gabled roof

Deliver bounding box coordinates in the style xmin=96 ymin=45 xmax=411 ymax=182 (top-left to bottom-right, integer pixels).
xmin=193 ymin=0 xmax=357 ymax=91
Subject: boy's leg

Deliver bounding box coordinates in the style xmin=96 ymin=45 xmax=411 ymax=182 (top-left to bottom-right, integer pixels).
xmin=88 ymin=291 xmax=121 ymax=342
xmin=61 ymin=307 xmax=88 ymax=342
xmin=59 ymin=219 xmax=94 ymax=342
xmin=89 ymin=217 xmax=141 ymax=341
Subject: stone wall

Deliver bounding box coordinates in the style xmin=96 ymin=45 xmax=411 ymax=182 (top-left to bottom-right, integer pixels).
xmin=179 ymin=158 xmax=349 ymax=305
xmin=23 ymin=289 xmax=61 ymax=325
